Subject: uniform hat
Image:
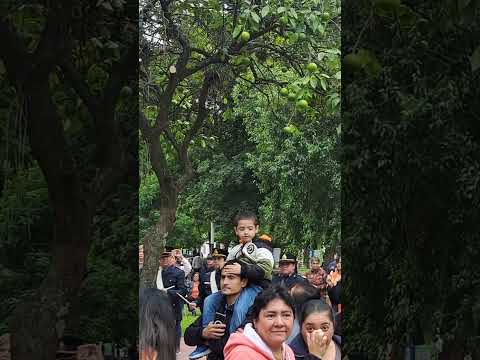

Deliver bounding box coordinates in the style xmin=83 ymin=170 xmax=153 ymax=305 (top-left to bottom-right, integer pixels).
xmin=212 ymin=248 xmax=227 ymax=258
xmin=279 ymin=252 xmax=297 ymax=264
xmin=160 ymin=251 xmax=173 ymax=258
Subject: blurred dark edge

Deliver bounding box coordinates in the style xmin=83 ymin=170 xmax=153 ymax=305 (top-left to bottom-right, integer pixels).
xmin=342 ymin=0 xmax=480 ymax=359
xmin=0 ymin=0 xmax=139 ymax=359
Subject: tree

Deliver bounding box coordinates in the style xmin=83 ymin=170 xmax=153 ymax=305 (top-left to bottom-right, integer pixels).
xmin=0 ymin=1 xmax=137 ymax=358
xmin=343 ymin=1 xmax=480 ymax=358
xmin=140 ymin=0 xmax=340 ymax=283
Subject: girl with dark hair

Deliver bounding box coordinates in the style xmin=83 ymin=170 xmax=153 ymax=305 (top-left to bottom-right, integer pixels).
xmin=224 ymin=286 xmax=296 ymax=360
xmin=289 ymin=300 xmax=341 ymax=360
xmin=286 ymin=282 xmax=321 ymax=343
xmin=139 ymin=288 xmax=176 ymax=360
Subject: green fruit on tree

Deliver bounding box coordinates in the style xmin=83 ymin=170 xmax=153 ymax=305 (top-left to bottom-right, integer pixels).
xmin=299 ymin=33 xmax=307 ymax=40
xmin=240 ymin=31 xmax=250 ymax=42
xmin=322 ymin=12 xmax=330 ymax=20
xmin=306 ymin=62 xmax=317 ymax=72
xmin=296 ymin=99 xmax=308 ymax=109
xmin=241 ymin=57 xmax=251 ymax=65
xmin=283 ymin=125 xmax=295 ymax=134
xmin=288 ymin=92 xmax=297 ymax=101
xmin=280 ymin=87 xmax=289 ymax=96
xmin=374 ymin=0 xmax=401 ymax=12
xmin=344 ymin=53 xmax=364 ymax=71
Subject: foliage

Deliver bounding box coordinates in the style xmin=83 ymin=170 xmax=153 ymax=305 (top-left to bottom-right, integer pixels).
xmin=343 ymin=0 xmax=480 ymax=357
xmin=0 ymin=0 xmax=138 ymax=348
xmin=140 ymin=0 xmax=341 ymax=261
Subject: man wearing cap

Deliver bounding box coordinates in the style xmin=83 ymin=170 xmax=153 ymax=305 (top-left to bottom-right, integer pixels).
xmin=272 ymin=253 xmax=308 ymax=290
xmin=155 ymin=251 xmax=187 ymax=353
xmin=192 ymin=248 xmax=227 ymax=312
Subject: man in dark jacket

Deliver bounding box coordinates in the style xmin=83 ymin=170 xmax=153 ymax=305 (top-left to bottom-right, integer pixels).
xmin=155 ymin=251 xmax=187 ymax=353
xmin=272 ymin=253 xmax=309 ymax=290
xmin=195 ymin=254 xmax=216 ymax=310
xmin=189 ymin=249 xmax=226 ymax=313
xmin=185 ymin=260 xmax=250 ymax=360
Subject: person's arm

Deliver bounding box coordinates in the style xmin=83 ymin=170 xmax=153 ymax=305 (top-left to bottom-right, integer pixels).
xmin=184 ymin=316 xmax=205 ymax=346
xmin=239 ymin=261 xmax=265 ymax=282
xmin=182 ymin=257 xmax=192 ymax=277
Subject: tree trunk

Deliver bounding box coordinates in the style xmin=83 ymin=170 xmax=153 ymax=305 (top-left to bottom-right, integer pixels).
xmin=141 ymin=199 xmax=177 ymax=287
xmin=8 ymin=76 xmax=93 ymax=359
xmin=9 ymin=211 xmax=91 ymax=360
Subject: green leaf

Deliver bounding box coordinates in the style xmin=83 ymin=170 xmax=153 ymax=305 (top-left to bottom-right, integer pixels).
xmin=261 ymin=5 xmax=270 ymax=18
xmin=320 ymin=78 xmax=327 ymax=91
xmin=310 ymin=78 xmax=318 ymax=89
xmin=470 ymin=46 xmax=480 ymax=72
xmin=289 ymin=8 xmax=298 ymax=19
xmin=251 ymin=11 xmax=261 ymax=24
xmin=334 ymin=71 xmax=341 ymax=79
xmin=277 ymin=7 xmax=286 ymax=13
xmin=232 ymin=25 xmax=243 ymax=39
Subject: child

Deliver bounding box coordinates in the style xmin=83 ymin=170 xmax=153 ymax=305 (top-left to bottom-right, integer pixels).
xmin=189 ymin=211 xmax=274 ymax=359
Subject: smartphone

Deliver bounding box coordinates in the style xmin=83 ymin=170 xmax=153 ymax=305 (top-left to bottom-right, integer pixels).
xmin=214 ymin=312 xmax=226 ymax=325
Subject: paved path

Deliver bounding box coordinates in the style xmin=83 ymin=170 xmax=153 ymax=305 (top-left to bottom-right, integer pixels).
xmin=177 ymin=337 xmax=203 ymax=360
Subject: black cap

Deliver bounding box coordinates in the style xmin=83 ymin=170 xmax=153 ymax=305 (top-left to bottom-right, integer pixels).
xmin=160 ymin=251 xmax=173 ymax=258
xmin=279 ymin=252 xmax=297 ymax=264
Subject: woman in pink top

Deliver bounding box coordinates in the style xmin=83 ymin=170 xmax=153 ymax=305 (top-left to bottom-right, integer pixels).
xmin=224 ymin=286 xmax=296 ymax=360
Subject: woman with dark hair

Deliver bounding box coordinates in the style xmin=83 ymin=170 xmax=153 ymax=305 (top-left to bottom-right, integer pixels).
xmin=224 ymin=286 xmax=296 ymax=360
xmin=139 ymin=288 xmax=176 ymax=360
xmin=289 ymin=300 xmax=341 ymax=360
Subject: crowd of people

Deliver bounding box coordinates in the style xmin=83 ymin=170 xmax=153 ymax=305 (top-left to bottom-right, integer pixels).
xmin=139 ymin=211 xmax=342 ymax=360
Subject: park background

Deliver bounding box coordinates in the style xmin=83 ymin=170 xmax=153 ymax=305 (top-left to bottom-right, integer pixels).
xmin=139 ymin=0 xmax=341 ymax=286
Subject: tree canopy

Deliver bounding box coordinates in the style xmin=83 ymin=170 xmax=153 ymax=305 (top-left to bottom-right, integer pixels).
xmin=139 ymin=0 xmax=341 ymax=280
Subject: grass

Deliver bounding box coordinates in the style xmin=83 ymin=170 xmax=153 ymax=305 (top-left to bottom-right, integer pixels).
xmin=181 ymin=307 xmax=199 ymax=334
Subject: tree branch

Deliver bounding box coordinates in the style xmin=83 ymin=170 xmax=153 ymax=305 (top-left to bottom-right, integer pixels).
xmin=33 ymin=2 xmax=73 ymax=77
xmin=164 ymin=128 xmax=181 ymax=156
xmin=60 ymin=60 xmax=99 ymax=117
xmin=0 ymin=19 xmax=31 ymax=85
xmin=180 ymin=73 xmax=214 ymax=151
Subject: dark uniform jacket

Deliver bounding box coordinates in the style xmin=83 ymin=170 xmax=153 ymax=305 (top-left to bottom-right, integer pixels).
xmin=272 ymin=272 xmax=309 ymax=290
xmin=196 ymin=267 xmax=220 ymax=311
xmin=155 ymin=265 xmax=187 ymax=320
xmin=184 ymin=296 xmax=234 ymax=360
